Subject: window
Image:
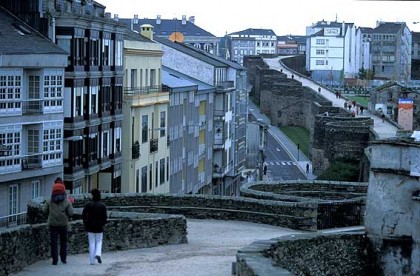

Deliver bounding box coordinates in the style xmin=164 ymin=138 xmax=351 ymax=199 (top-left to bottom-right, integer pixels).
xmin=150 ymin=69 xmax=156 ymax=86
xmin=114 ymin=127 xmax=121 ymax=153
xmin=136 ymin=169 xmax=139 ymax=193
xmin=74 ymin=87 xmax=83 ymax=117
xmin=130 ymin=69 xmax=137 ymax=89
xmin=90 ymin=86 xmax=98 ymax=115
xmin=102 ymin=131 xmax=109 ymax=157
xmin=141 ymin=166 xmax=147 ymax=193
xmin=44 ymin=74 xmax=63 ymax=109
xmin=316 ymin=39 xmax=325 ymax=45
xmin=88 ymin=133 xmax=98 ymax=162
xmin=31 ymin=180 xmax=41 ymax=199
xmin=0 ymin=126 xmax=21 ymax=170
xmin=316 ymin=50 xmax=325 ymax=55
xmin=149 ymin=164 xmax=153 ymax=190
xmin=0 ymin=74 xmax=21 ymax=112
xmin=160 ymin=111 xmax=166 ymax=137
xmin=43 ymin=126 xmax=62 ymax=161
xmin=160 ymin=158 xmax=165 ymax=185
xmin=9 ymin=185 xmax=18 ymax=221
xmin=155 ymin=161 xmax=158 ymax=187
xmin=102 ymin=36 xmax=111 ymax=66
xmin=316 ymin=60 xmax=325 ymax=65
xmin=166 ymin=156 xmax=169 ymax=181
xmin=142 ymin=115 xmax=148 ymax=143
xmin=115 ymin=40 xmax=123 ymax=66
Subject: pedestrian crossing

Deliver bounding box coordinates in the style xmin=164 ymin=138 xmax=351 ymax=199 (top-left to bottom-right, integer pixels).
xmin=266 ymin=161 xmax=296 ymax=166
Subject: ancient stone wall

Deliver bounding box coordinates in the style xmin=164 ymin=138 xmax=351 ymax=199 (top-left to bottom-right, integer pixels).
xmin=240 ymin=181 xmax=367 ymax=229
xmin=0 ymin=209 xmax=187 ymax=275
xmin=236 ymin=232 xmax=380 ymax=276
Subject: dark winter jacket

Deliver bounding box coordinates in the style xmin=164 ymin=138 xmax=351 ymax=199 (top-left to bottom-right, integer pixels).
xmin=82 ymin=200 xmax=107 ymax=233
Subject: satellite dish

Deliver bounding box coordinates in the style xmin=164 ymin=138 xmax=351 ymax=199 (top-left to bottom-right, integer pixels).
xmin=169 ymin=32 xmax=184 ymax=43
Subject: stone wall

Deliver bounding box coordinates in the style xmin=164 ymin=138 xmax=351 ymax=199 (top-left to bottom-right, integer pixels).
xmin=26 ymin=193 xmax=318 ymax=231
xmin=240 ymin=181 xmax=367 ymax=230
xmin=311 ymin=115 xmax=374 ymax=174
xmin=235 ymin=232 xmax=380 ymax=276
xmin=0 ymin=207 xmax=187 ymax=275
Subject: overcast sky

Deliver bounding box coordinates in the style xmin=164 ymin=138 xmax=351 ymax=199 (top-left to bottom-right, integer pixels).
xmin=98 ymin=0 xmax=420 ymax=37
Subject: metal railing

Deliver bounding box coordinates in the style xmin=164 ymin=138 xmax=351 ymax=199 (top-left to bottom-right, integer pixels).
xmin=123 ymin=85 xmax=169 ymax=96
xmin=0 ymin=212 xmax=27 ymax=228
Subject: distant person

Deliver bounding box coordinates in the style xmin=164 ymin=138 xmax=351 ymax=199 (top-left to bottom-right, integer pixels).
xmin=82 ymin=188 xmax=108 ymax=265
xmin=306 ymin=163 xmax=310 ymax=174
xmin=360 ymin=106 xmax=364 ymax=114
xmin=291 ymin=74 xmax=294 ymax=79
xmin=43 ymin=177 xmax=74 ymax=265
xmin=263 ymin=164 xmax=267 ymax=175
xmin=318 ymin=87 xmax=321 ymax=93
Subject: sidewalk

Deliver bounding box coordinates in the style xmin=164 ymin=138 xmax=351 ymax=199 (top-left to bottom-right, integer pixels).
xmin=264 ymin=57 xmax=399 ymax=140
xmin=12 ymin=219 xmax=299 ymax=276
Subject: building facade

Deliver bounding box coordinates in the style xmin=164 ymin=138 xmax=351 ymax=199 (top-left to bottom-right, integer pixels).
xmin=228 ymin=28 xmax=277 ymax=65
xmin=156 ymin=37 xmax=249 ymax=196
xmin=162 ymin=66 xmax=214 ymax=194
xmin=121 ymin=26 xmax=170 ymax=193
xmin=119 ymin=14 xmax=220 ymax=56
xmin=3 ymin=0 xmax=128 ymax=193
xmin=306 ymin=20 xmax=359 ymax=85
xmin=0 ymin=5 xmax=68 ymax=220
xmin=371 ymin=22 xmax=412 ymax=82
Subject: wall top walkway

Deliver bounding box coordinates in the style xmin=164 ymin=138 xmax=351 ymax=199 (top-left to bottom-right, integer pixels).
xmin=263 ymin=57 xmax=400 ymax=140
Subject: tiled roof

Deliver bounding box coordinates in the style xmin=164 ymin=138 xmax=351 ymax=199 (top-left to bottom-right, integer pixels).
xmin=119 ymin=18 xmax=216 ymax=38
xmin=229 ymin=28 xmax=277 ymax=36
xmin=124 ymin=29 xmax=154 ymax=42
xmin=374 ymin=22 xmax=405 ymax=34
xmin=277 ymin=35 xmax=306 ymax=43
xmin=0 ymin=6 xmax=68 ymax=55
xmin=359 ymin=27 xmax=374 ymax=34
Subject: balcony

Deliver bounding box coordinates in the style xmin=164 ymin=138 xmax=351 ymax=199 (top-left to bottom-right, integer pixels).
xmin=215 ymin=81 xmax=234 ymax=91
xmin=21 ymin=154 xmax=43 ymax=170
xmin=123 ymin=85 xmax=169 ymax=97
xmin=22 ymin=100 xmax=43 ymax=114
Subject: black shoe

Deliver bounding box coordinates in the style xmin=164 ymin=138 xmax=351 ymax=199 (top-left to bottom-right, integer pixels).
xmin=95 ymin=256 xmax=102 ymax=264
xmin=61 ymin=260 xmax=67 ymax=264
xmin=52 ymin=261 xmax=57 ymax=265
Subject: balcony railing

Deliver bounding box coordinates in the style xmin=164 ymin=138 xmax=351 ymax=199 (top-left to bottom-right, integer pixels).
xmin=123 ymin=85 xmax=169 ymax=96
xmin=0 ymin=212 xmax=27 ymax=228
xmin=215 ymin=81 xmax=234 ymax=90
xmin=22 ymin=99 xmax=43 ymax=114
xmin=21 ymin=154 xmax=43 ymax=170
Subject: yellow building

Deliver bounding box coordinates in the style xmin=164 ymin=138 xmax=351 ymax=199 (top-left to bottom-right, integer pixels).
xmin=122 ymin=25 xmax=170 ymax=193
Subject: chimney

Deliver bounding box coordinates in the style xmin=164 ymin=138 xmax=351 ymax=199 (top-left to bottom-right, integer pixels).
xmin=105 ymin=12 xmax=111 ymax=19
xmin=114 ymin=14 xmax=119 ymax=21
xmin=140 ymin=24 xmax=154 ymax=40
xmin=156 ymin=15 xmax=161 ymax=25
xmin=188 ymin=16 xmax=195 ymax=24
xmin=133 ymin=14 xmax=138 ymax=24
xmin=182 ymin=15 xmax=187 ymax=25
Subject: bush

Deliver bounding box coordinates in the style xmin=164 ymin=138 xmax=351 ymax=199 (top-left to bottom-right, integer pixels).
xmin=317 ymin=158 xmax=359 ymax=181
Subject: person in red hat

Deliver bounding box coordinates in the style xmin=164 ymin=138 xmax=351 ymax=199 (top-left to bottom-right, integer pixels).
xmin=43 ymin=177 xmax=74 ymax=265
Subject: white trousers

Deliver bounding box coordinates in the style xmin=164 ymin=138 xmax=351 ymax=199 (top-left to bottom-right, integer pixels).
xmin=88 ymin=232 xmax=103 ymax=264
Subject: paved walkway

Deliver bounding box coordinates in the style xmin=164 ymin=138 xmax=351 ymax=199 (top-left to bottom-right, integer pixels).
xmin=13 ymin=219 xmax=300 ymax=276
xmin=264 ymin=57 xmax=399 ymax=140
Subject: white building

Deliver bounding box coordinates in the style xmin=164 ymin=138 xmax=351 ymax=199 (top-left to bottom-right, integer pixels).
xmin=228 ymin=28 xmax=277 ymax=65
xmin=306 ymin=20 xmax=359 ymax=85
xmin=0 ymin=6 xmax=68 ymax=221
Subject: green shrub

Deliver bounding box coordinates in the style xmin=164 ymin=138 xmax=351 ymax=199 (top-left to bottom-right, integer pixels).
xmin=317 ymin=158 xmax=359 ymax=181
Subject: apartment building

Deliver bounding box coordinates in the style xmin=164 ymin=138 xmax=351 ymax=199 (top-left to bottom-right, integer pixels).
xmin=3 ymin=0 xmax=127 ymax=193
xmin=371 ymin=22 xmax=412 ymax=82
xmin=119 ymin=14 xmax=220 ymax=56
xmin=122 ymin=25 xmax=170 ymax=193
xmin=0 ymin=6 xmax=67 ymax=220
xmin=162 ymin=66 xmax=214 ymax=194
xmin=155 ymin=37 xmax=249 ymax=196
xmin=306 ymin=20 xmax=359 ymax=85
xmin=228 ymin=28 xmax=277 ymax=65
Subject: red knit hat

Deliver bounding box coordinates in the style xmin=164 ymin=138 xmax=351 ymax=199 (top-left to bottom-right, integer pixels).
xmin=52 ymin=181 xmax=66 ymax=196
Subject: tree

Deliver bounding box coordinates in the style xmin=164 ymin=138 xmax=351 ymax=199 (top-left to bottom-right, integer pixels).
xmin=358 ymin=66 xmax=367 ymax=80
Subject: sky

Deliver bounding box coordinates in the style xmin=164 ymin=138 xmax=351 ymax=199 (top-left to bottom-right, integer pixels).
xmin=97 ymin=0 xmax=420 ymax=37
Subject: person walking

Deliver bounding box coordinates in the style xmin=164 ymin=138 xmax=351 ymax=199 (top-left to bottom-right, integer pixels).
xmin=43 ymin=177 xmax=74 ymax=265
xmin=82 ymin=188 xmax=107 ymax=265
